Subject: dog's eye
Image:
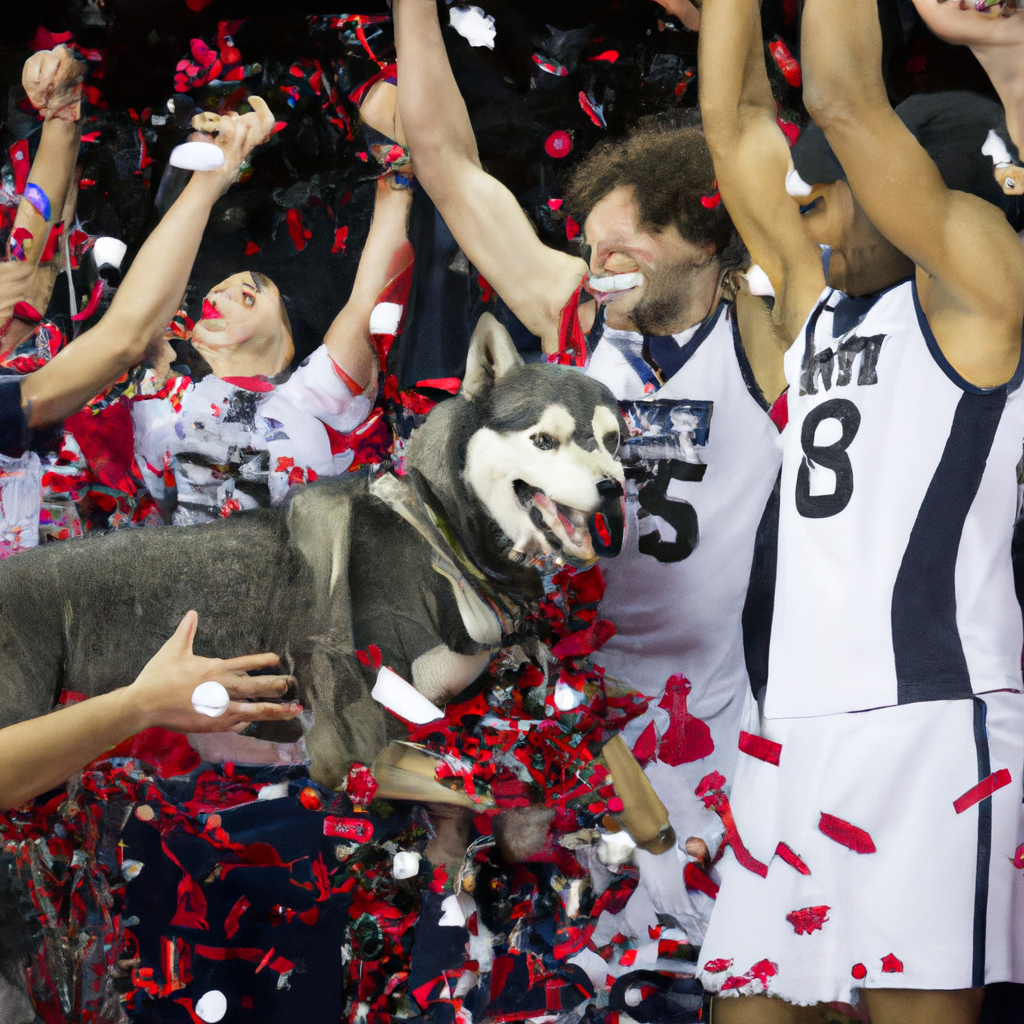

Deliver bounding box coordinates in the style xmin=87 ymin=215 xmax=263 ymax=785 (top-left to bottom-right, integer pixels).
xmin=532 ymin=433 xmax=558 ymax=451
xmin=602 ymin=430 xmax=620 ymax=455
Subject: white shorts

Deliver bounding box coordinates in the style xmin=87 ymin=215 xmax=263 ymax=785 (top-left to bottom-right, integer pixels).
xmin=697 ymin=692 xmax=1024 ymax=1007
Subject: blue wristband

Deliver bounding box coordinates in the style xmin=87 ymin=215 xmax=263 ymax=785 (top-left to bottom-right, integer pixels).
xmin=23 ymin=183 xmax=52 ymax=222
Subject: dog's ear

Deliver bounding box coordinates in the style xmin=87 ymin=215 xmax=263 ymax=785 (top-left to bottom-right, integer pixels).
xmin=462 ymin=312 xmax=523 ymax=399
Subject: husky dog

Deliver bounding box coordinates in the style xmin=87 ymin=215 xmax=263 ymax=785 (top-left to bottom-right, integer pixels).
xmin=0 ymin=315 xmax=625 ymax=788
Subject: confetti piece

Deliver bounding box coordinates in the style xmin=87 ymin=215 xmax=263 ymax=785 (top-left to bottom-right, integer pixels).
xmin=818 ymin=812 xmax=876 ymax=854
xmin=739 ymin=730 xmax=781 ymax=765
xmin=786 ymin=905 xmax=829 ymax=935
xmin=953 ymin=769 xmax=1012 ymax=814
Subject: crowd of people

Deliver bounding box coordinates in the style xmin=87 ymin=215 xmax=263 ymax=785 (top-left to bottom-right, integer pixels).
xmin=3 ymin=1 xmax=1024 ymax=1022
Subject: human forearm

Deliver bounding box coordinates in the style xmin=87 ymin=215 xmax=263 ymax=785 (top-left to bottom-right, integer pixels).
xmin=973 ymin=45 xmax=1024 ymax=149
xmin=324 ymin=180 xmax=410 ymax=385
xmin=801 ymin=0 xmax=888 ymax=129
xmin=0 ymin=688 xmax=143 ymax=810
xmin=20 ymin=175 xmax=220 ymax=426
xmin=699 ymin=0 xmax=777 ymax=149
xmin=393 ymin=0 xmax=481 ymax=186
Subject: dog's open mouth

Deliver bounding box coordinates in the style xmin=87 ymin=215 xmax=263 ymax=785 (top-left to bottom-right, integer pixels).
xmin=514 ymin=480 xmax=596 ymax=563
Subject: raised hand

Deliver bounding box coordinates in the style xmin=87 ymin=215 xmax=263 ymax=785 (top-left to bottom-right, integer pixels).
xmin=123 ymin=610 xmax=302 ymax=735
xmin=188 ymin=95 xmax=276 ymax=190
xmin=22 ymin=44 xmax=87 ymax=121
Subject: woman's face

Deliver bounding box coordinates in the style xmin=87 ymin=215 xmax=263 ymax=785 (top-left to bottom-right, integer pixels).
xmin=190 ymin=272 xmax=293 ymax=375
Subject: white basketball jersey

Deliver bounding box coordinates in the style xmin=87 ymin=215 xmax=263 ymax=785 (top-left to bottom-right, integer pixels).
xmin=766 ymin=279 xmax=1024 ymax=719
xmin=587 ymin=304 xmax=782 ymax=719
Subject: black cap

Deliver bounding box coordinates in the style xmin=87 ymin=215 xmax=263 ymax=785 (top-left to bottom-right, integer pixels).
xmin=791 ymin=92 xmax=1019 ymax=210
xmin=791 ymin=121 xmax=845 ymax=186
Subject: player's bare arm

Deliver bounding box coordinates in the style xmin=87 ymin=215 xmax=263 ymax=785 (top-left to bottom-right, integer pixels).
xmin=802 ymin=0 xmax=1024 ymax=388
xmin=698 ymin=0 xmax=825 ymax=348
xmin=392 ymin=0 xmax=587 ymax=350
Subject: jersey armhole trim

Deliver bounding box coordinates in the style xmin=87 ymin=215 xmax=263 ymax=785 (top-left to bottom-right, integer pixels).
xmin=729 ymin=307 xmax=770 ymax=413
xmin=912 ymin=277 xmax=1024 ymax=396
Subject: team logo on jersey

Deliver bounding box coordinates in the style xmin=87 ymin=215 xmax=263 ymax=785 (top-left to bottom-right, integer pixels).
xmin=800 ymin=332 xmax=886 ymax=396
xmin=620 ymin=399 xmax=713 ymax=563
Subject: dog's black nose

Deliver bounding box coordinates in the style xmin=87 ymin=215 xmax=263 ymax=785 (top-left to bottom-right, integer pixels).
xmin=589 ymin=478 xmax=625 ymax=557
xmin=596 ymin=478 xmax=623 ymax=498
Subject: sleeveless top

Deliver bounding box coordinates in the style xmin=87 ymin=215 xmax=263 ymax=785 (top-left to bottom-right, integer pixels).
xmin=766 ymin=279 xmax=1024 ymax=718
xmin=587 ymin=304 xmax=783 ymax=715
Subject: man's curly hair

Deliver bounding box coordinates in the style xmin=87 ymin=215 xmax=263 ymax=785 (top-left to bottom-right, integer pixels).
xmin=564 ymin=124 xmax=735 ymax=258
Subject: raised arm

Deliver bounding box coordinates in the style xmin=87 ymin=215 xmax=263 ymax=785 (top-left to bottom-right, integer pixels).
xmin=20 ymin=99 xmax=275 ymax=427
xmin=323 ymin=175 xmax=412 ymax=390
xmin=911 ymin=0 xmax=1024 ymax=150
xmin=392 ymin=0 xmax=587 ymax=348
xmin=0 ymin=47 xmax=84 ymax=350
xmin=802 ymin=0 xmax=1024 ymax=387
xmin=698 ymin=0 xmax=825 ymax=341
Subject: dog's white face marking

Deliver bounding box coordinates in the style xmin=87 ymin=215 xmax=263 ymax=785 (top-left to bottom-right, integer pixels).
xmin=464 ymin=403 xmax=624 ymax=565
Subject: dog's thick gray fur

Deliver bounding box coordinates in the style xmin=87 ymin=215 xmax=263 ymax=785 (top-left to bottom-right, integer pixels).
xmin=0 ymin=316 xmax=624 ymax=788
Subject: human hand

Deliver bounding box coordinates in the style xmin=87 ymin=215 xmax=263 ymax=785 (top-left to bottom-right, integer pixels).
xmin=188 ymin=95 xmax=276 ymax=193
xmin=996 ymin=163 xmax=1024 ymax=192
xmin=652 ymin=0 xmax=702 ymax=30
xmin=23 ymin=45 xmax=87 ymax=121
xmin=912 ymin=0 xmax=1024 ymax=46
xmin=123 ymin=610 xmax=302 ymax=734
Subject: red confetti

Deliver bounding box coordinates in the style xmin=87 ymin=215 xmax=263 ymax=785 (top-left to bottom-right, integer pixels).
xmin=704 ymin=958 xmax=733 ymax=973
xmin=588 ymin=50 xmax=619 ymax=63
xmin=544 ymin=130 xmax=573 ymax=159
xmin=818 ymin=812 xmax=876 ymax=854
xmin=696 ymin=772 xmax=767 ymax=877
xmin=774 ymin=842 xmax=810 ymax=875
xmin=619 ymin=949 xmax=636 ymax=966
xmin=299 ymin=787 xmax=322 ymax=810
xmin=345 ymin=763 xmax=379 ymax=808
xmin=1014 ymin=844 xmax=1024 ymax=869
xmin=224 ymin=896 xmax=250 ymax=940
xmin=852 ymin=963 xmax=867 ymax=980
xmin=286 ymin=208 xmax=312 ymax=251
xmin=548 ymin=198 xmax=563 ymax=211
xmin=324 ymin=815 xmax=374 ymax=842
xmin=606 ymin=796 xmax=623 ymax=813
xmin=332 ymin=226 xmax=349 ymax=253
xmin=768 ymin=38 xmax=802 ymax=87
xmin=416 ymin=378 xmax=462 ymax=394
xmin=551 ymin=619 xmax=615 ymax=659
xmin=657 ymin=675 xmax=715 ymax=766
xmin=700 ymin=185 xmax=721 ymax=209
xmin=881 ymin=953 xmax=904 ymax=974
xmin=786 ymin=905 xmax=830 ymax=935
xmin=721 ymin=958 xmax=779 ymax=993
xmin=244 ymin=241 xmax=260 ymax=255
xmin=631 ymin=721 xmax=657 ymax=767
xmin=565 ymin=215 xmax=580 ymax=241
xmin=10 ymin=140 xmax=30 ymax=194
xmin=578 ymin=91 xmax=606 ymax=128
xmin=683 ymin=861 xmax=719 ymax=898
xmin=170 ymin=871 xmax=209 ymax=931
xmin=777 ymin=118 xmax=801 ymax=147
xmin=738 ymin=730 xmax=781 ymax=765
xmin=29 ymin=27 xmax=74 ymax=51
xmin=953 ymin=769 xmax=1012 ymax=814
xmin=72 ymin=279 xmax=104 ymax=322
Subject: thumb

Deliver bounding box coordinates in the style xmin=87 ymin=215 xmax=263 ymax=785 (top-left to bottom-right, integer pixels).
xmin=169 ymin=609 xmax=199 ymax=654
